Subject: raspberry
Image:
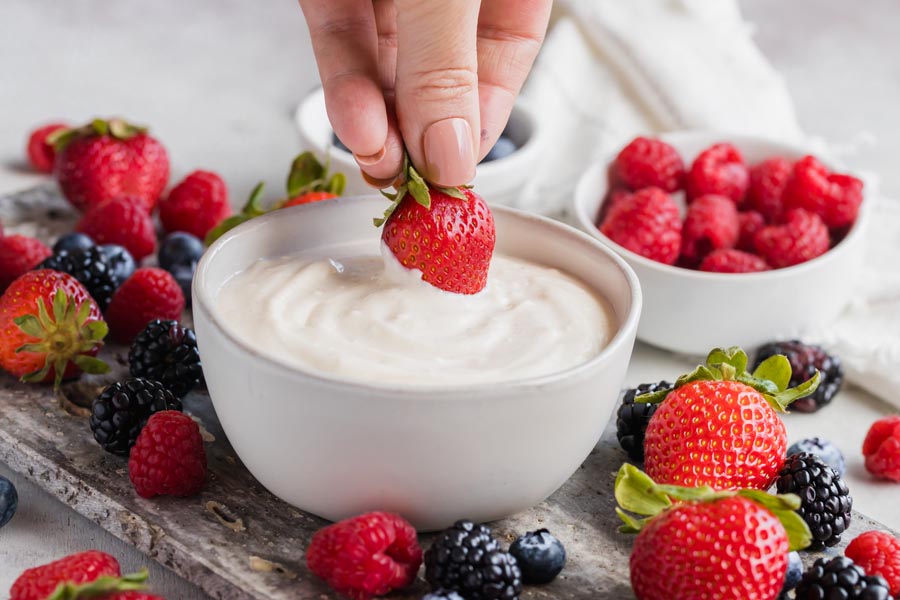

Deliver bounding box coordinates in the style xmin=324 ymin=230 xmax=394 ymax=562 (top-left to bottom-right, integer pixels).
xmin=699 ymin=249 xmax=769 ymax=273
xmin=107 ymin=268 xmax=185 ymax=343
xmin=76 ymin=197 xmax=157 ymax=261
xmin=846 ymin=531 xmax=900 ymax=596
xmin=753 ymin=208 xmax=829 ymax=268
xmin=0 ymin=234 xmax=52 ymax=291
xmin=159 ymin=170 xmax=232 ymax=240
xmin=600 ymin=187 xmax=682 ymax=265
xmin=737 ymin=210 xmax=766 ymax=252
xmin=685 ymin=143 xmax=749 ymax=204
xmin=783 ymin=155 xmax=864 ymax=229
xmin=307 ymin=512 xmax=422 ymax=600
xmin=614 ymin=137 xmax=685 ymax=193
xmin=747 ymin=157 xmax=792 ymax=221
xmin=681 ymin=194 xmax=740 ymax=264
xmin=128 ymin=410 xmax=206 ymax=497
xmin=862 ymin=416 xmax=900 ymax=482
xmin=26 ymin=123 xmax=68 ymax=173
xmin=10 ymin=550 xmax=120 ymax=600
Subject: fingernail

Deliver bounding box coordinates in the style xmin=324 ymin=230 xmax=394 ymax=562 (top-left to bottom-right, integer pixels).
xmin=361 ymin=170 xmax=397 ymax=189
xmin=353 ymin=146 xmax=386 ymax=166
xmin=424 ymin=118 xmax=475 ymax=186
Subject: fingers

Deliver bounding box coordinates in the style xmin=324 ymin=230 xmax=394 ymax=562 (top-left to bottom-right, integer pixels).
xmin=394 ymin=0 xmax=482 ymax=187
xmin=476 ymin=0 xmax=552 ymax=160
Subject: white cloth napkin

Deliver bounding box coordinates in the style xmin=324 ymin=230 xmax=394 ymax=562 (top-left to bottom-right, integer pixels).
xmin=519 ymin=0 xmax=900 ymax=405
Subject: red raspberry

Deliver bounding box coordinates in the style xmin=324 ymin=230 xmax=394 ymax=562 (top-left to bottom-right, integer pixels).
xmin=26 ymin=123 xmax=68 ymax=173
xmin=783 ymin=155 xmax=864 ymax=229
xmin=76 ymin=197 xmax=156 ymax=261
xmin=846 ymin=531 xmax=900 ymax=595
xmin=107 ymin=268 xmax=185 ymax=342
xmin=681 ymin=194 xmax=740 ymax=264
xmin=737 ymin=210 xmax=766 ymax=252
xmin=10 ymin=550 xmax=120 ymax=600
xmin=159 ymin=170 xmax=232 ymax=240
xmin=614 ymin=137 xmax=685 ymax=193
xmin=0 ymin=234 xmax=52 ymax=291
xmin=699 ymin=249 xmax=770 ymax=273
xmin=307 ymin=512 xmax=422 ymax=600
xmin=747 ymin=157 xmax=792 ymax=221
xmin=753 ymin=208 xmax=829 ymax=268
xmin=862 ymin=416 xmax=900 ymax=482
xmin=128 ymin=410 xmax=206 ymax=498
xmin=685 ymin=143 xmax=749 ymax=205
xmin=600 ymin=187 xmax=682 ymax=265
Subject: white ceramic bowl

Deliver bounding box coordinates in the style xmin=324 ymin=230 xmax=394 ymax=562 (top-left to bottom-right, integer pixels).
xmin=193 ymin=197 xmax=640 ymax=531
xmin=573 ymin=131 xmax=870 ymax=356
xmin=295 ymin=87 xmax=544 ymax=207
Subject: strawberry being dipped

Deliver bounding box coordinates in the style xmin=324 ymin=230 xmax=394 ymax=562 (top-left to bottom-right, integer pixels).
xmin=51 ymin=118 xmax=169 ymax=212
xmin=638 ymin=346 xmax=820 ymax=491
xmin=377 ymin=158 xmax=495 ymax=295
xmin=615 ymin=464 xmax=811 ymax=600
xmin=0 ymin=270 xmax=109 ymax=388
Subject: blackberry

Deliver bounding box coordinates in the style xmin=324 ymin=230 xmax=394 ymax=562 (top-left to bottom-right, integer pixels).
xmin=90 ymin=378 xmax=182 ymax=456
xmin=425 ymin=520 xmax=522 ymax=600
xmin=795 ymin=556 xmax=890 ymax=600
xmin=754 ymin=340 xmax=843 ymax=412
xmin=509 ymin=529 xmax=566 ymax=584
xmin=615 ymin=381 xmax=672 ymax=462
xmin=0 ymin=475 xmax=17 ymax=529
xmin=776 ymin=453 xmax=852 ymax=550
xmin=129 ymin=319 xmax=203 ymax=398
xmin=38 ymin=246 xmax=117 ymax=311
xmin=788 ymin=437 xmax=846 ymax=477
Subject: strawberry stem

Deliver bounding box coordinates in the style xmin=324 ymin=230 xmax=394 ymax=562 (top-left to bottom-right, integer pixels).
xmin=47 ymin=569 xmax=149 ymax=600
xmin=373 ymin=152 xmax=468 ymax=228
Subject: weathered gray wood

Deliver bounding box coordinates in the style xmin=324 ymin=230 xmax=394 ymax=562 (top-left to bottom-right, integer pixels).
xmin=0 ymin=187 xmax=895 ymax=599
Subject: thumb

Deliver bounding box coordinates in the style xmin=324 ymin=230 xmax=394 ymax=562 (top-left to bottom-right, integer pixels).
xmin=394 ymin=0 xmax=481 ymax=187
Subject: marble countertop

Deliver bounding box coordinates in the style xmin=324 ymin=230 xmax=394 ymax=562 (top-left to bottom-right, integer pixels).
xmin=1 ymin=0 xmax=899 ymax=597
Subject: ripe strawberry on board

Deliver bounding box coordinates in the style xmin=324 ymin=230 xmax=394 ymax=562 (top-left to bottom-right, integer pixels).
xmin=377 ymin=157 xmax=495 ymax=295
xmin=159 ymin=170 xmax=232 ymax=240
xmin=26 ymin=122 xmax=68 ymax=173
xmin=0 ymin=270 xmax=109 ymax=389
xmin=10 ymin=550 xmax=120 ymax=600
xmin=600 ymin=187 xmax=682 ymax=265
xmin=638 ymin=346 xmax=820 ymax=491
xmin=51 ymin=118 xmax=169 ymax=212
xmin=615 ymin=464 xmax=811 ymax=600
xmin=76 ymin=196 xmax=157 ymax=261
xmin=0 ymin=234 xmax=52 ymax=291
xmin=783 ymin=155 xmax=864 ymax=229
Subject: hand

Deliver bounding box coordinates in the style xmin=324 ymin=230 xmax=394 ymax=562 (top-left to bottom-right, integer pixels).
xmin=298 ymin=0 xmax=552 ymax=187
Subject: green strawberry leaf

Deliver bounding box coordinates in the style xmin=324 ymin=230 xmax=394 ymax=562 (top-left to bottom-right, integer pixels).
xmin=769 ymin=371 xmax=821 ymax=411
xmin=737 ymin=489 xmax=801 ymax=512
xmin=616 ymin=508 xmax=651 ymax=534
xmin=738 ymin=490 xmax=811 ymax=551
xmin=73 ymin=355 xmax=111 ymax=375
xmin=48 ymin=569 xmax=148 ymax=600
xmin=439 ymin=186 xmax=467 ymax=200
xmin=614 ymin=464 xmax=673 ymax=517
xmin=751 ymin=354 xmax=792 ymax=391
xmin=407 ymin=166 xmax=431 ymax=209
xmin=243 ymin=182 xmax=267 ymax=217
xmin=286 ymin=151 xmax=326 ymax=197
xmin=327 ymin=172 xmax=346 ymax=196
xmin=14 ymin=314 xmax=44 ymax=338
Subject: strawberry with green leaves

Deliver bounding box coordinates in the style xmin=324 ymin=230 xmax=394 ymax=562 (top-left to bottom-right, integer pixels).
xmin=377 ymin=157 xmax=495 ymax=295
xmin=637 ymin=346 xmax=820 ymax=491
xmin=615 ymin=464 xmax=811 ymax=600
xmin=0 ymin=270 xmax=109 ymax=389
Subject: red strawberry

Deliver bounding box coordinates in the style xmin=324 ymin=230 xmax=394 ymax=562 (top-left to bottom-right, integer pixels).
xmin=0 ymin=270 xmax=108 ymax=388
xmin=754 ymin=208 xmax=830 ymax=268
xmin=615 ymin=465 xmax=809 ymax=600
xmin=783 ymin=155 xmax=864 ymax=229
xmin=379 ymin=163 xmax=495 ymax=295
xmin=685 ymin=143 xmax=749 ymax=205
xmin=640 ymin=347 xmax=820 ymax=491
xmin=76 ymin=196 xmax=157 ymax=261
xmin=307 ymin=511 xmax=423 ymax=600
xmin=10 ymin=551 xmax=120 ymax=600
xmin=737 ymin=210 xmax=766 ymax=251
xmin=748 ymin=157 xmax=792 ymax=222
xmin=107 ymin=268 xmax=185 ymax=342
xmin=614 ymin=136 xmax=684 ymax=193
xmin=862 ymin=416 xmax=900 ymax=482
xmin=680 ymin=194 xmax=739 ymax=264
xmin=600 ymin=187 xmax=682 ymax=265
xmin=846 ymin=531 xmax=900 ymax=595
xmin=699 ymin=248 xmax=770 ymax=273
xmin=159 ymin=170 xmax=232 ymax=239
xmin=282 ymin=190 xmax=337 ymax=207
xmin=128 ymin=410 xmax=206 ymax=497
xmin=53 ymin=118 xmax=169 ymax=212
xmin=0 ymin=234 xmax=52 ymax=291
xmin=26 ymin=122 xmax=68 ymax=173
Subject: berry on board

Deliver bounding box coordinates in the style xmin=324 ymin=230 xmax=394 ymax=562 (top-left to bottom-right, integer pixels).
xmin=129 ymin=319 xmax=203 ymax=398
xmin=10 ymin=550 xmax=120 ymax=600
xmin=845 ymin=530 xmax=900 ymax=596
xmin=128 ymin=410 xmax=206 ymax=498
xmin=76 ymin=196 xmax=157 ymax=262
xmin=26 ymin=122 xmax=68 ymax=173
xmin=509 ymin=529 xmax=567 ymax=584
xmin=862 ymin=415 xmax=900 ymax=482
xmin=0 ymin=475 xmax=17 ymax=529
xmin=795 ymin=556 xmax=890 ymax=600
xmin=159 ymin=170 xmax=231 ymax=240
xmin=754 ymin=340 xmax=844 ymax=413
xmin=106 ymin=268 xmax=185 ymax=343
xmin=787 ymin=437 xmax=846 ymax=476
xmin=615 ymin=381 xmax=672 ymax=463
xmin=0 ymin=234 xmax=52 ymax=292
xmin=776 ymin=452 xmax=852 ymax=550
xmin=90 ymin=377 xmax=182 ymax=456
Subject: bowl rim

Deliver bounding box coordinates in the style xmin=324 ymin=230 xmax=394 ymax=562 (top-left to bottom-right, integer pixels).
xmin=194 ymin=197 xmax=643 ymax=396
xmin=573 ymin=131 xmax=872 ymax=282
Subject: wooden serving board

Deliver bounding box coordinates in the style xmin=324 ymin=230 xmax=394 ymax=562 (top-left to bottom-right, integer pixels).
xmin=0 ymin=186 xmax=895 ymax=600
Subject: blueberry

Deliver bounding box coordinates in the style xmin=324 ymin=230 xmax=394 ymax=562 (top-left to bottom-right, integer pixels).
xmin=331 ymin=133 xmax=351 ymax=154
xmin=482 ymin=135 xmax=517 ymax=163
xmin=509 ymin=528 xmax=566 ymax=584
xmin=172 ymin=264 xmax=194 ymax=306
xmin=99 ymin=244 xmax=136 ymax=287
xmin=781 ymin=551 xmax=803 ymax=594
xmin=158 ymin=232 xmax=204 ymax=272
xmin=788 ymin=437 xmax=846 ymax=477
xmin=422 ymin=591 xmax=465 ymax=600
xmin=53 ymin=232 xmax=94 ymax=254
xmin=0 ymin=475 xmax=17 ymax=529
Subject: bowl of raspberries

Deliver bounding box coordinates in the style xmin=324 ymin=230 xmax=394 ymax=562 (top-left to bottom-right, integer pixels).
xmin=573 ymin=132 xmax=869 ymax=355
